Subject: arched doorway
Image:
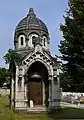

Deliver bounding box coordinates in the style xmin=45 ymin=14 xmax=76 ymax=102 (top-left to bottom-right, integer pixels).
xmin=27 ymin=61 xmax=49 ymax=107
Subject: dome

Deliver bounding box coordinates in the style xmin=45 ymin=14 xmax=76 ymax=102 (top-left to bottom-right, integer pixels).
xmin=15 ymin=8 xmax=48 ymax=33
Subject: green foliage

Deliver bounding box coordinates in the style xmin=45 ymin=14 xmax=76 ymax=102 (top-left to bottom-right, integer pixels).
xmin=0 ymin=68 xmax=10 ymax=87
xmin=59 ymin=0 xmax=84 ymax=92
xmin=4 ymin=49 xmax=20 ymax=64
xmin=3 ymin=49 xmax=20 ymax=71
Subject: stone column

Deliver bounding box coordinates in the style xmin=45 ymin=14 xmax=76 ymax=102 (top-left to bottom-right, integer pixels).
xmin=24 ymin=74 xmax=28 ymax=100
xmin=15 ymin=66 xmax=19 ymax=107
xmin=57 ymin=69 xmax=60 ymax=108
xmin=24 ymin=84 xmax=27 ymax=99
xmin=51 ymin=75 xmax=60 ymax=109
xmin=11 ymin=75 xmax=14 ymax=107
xmin=43 ymin=81 xmax=45 ymax=106
xmin=22 ymin=68 xmax=24 ymax=93
xmin=48 ymin=75 xmax=52 ymax=108
xmin=24 ymin=74 xmax=28 ymax=108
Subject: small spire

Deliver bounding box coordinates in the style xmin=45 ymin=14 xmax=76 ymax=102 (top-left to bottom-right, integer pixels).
xmin=28 ymin=8 xmax=36 ymax=17
xmin=29 ymin=8 xmax=34 ymax=14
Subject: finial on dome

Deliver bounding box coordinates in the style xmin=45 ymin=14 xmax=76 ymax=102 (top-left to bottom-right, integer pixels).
xmin=29 ymin=8 xmax=34 ymax=14
xmin=28 ymin=8 xmax=36 ymax=17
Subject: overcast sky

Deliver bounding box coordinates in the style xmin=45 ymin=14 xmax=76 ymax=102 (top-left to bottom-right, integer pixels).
xmin=0 ymin=0 xmax=68 ymax=68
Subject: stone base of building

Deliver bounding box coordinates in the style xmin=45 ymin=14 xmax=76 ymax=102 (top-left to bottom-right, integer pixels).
xmin=13 ymin=106 xmax=60 ymax=114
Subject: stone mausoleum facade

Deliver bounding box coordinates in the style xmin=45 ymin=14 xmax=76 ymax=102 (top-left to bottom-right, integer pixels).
xmin=10 ymin=8 xmax=60 ymax=112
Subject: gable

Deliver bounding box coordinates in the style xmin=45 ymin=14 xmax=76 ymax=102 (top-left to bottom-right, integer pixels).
xmin=21 ymin=44 xmax=53 ymax=66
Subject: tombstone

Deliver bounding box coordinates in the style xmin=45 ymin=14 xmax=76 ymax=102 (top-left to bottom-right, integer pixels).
xmin=30 ymin=100 xmax=34 ymax=108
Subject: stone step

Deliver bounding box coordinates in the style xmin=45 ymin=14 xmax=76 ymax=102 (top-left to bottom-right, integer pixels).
xmin=27 ymin=107 xmax=49 ymax=113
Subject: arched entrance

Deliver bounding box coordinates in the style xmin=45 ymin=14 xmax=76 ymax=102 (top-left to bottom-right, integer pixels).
xmin=27 ymin=61 xmax=49 ymax=107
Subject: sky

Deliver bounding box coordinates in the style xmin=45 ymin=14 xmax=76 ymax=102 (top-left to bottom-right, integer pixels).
xmin=0 ymin=0 xmax=68 ymax=68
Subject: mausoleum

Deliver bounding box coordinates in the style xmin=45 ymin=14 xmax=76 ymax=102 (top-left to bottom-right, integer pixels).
xmin=10 ymin=8 xmax=60 ymax=112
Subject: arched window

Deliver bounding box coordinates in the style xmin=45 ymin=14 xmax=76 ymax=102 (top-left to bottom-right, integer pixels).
xmin=44 ymin=38 xmax=45 ymax=46
xmin=21 ymin=37 xmax=23 ymax=45
xmin=32 ymin=36 xmax=36 ymax=47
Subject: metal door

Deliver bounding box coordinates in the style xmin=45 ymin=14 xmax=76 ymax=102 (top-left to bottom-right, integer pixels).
xmin=28 ymin=79 xmax=42 ymax=106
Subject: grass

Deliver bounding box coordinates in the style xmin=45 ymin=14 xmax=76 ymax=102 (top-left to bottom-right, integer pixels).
xmin=0 ymin=96 xmax=84 ymax=119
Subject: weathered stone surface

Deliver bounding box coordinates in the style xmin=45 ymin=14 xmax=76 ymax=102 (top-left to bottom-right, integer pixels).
xmin=10 ymin=8 xmax=60 ymax=112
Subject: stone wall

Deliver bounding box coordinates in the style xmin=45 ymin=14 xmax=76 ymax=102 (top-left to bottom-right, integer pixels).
xmin=62 ymin=92 xmax=84 ymax=97
xmin=61 ymin=92 xmax=84 ymax=104
xmin=0 ymin=88 xmax=10 ymax=95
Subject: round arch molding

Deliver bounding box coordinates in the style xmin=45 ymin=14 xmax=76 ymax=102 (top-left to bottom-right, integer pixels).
xmin=25 ymin=59 xmax=51 ymax=107
xmin=25 ymin=58 xmax=52 ymax=77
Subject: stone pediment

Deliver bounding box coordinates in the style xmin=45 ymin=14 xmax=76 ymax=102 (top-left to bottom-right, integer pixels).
xmin=21 ymin=44 xmax=54 ymax=67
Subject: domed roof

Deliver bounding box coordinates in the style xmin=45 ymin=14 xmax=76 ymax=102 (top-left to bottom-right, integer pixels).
xmin=15 ymin=8 xmax=48 ymax=33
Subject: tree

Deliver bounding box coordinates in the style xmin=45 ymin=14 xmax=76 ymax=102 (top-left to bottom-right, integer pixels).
xmin=0 ymin=68 xmax=10 ymax=87
xmin=3 ymin=49 xmax=20 ymax=89
xmin=59 ymin=0 xmax=84 ymax=92
xmin=4 ymin=49 xmax=20 ymax=72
